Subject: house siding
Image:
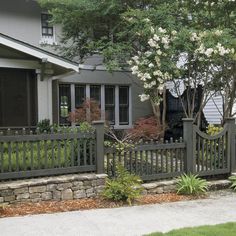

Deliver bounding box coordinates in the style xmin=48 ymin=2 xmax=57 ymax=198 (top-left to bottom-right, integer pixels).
xmin=0 ymin=0 xmax=61 ymax=52
xmin=55 ymin=69 xmax=153 ymax=125
xmin=203 ymin=95 xmax=223 ymax=125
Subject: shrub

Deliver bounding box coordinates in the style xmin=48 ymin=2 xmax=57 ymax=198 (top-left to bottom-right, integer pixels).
xmin=69 ymin=99 xmax=101 ymax=124
xmin=176 ymin=173 xmax=208 ymax=195
xmin=229 ymin=176 xmax=236 ymax=191
xmin=102 ymin=164 xmax=143 ymax=205
xmin=78 ymin=121 xmax=95 ymax=133
xmin=206 ymin=124 xmax=223 ymax=136
xmin=36 ymin=119 xmax=52 ymax=133
xmin=127 ymin=116 xmax=163 ymax=142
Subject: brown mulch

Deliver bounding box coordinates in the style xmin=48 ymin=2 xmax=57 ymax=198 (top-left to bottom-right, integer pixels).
xmin=0 ymin=193 xmax=204 ymax=218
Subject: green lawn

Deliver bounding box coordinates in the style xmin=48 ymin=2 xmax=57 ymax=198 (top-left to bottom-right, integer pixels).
xmin=146 ymin=222 xmax=236 ymax=236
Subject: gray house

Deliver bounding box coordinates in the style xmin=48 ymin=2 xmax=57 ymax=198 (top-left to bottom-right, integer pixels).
xmin=0 ymin=0 xmax=152 ymax=130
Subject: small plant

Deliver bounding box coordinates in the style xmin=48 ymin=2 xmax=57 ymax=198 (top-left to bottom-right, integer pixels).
xmin=78 ymin=121 xmax=95 ymax=133
xmin=206 ymin=124 xmax=223 ymax=136
xmin=229 ymin=176 xmax=236 ymax=191
xmin=176 ymin=173 xmax=208 ymax=195
xmin=102 ymin=164 xmax=143 ymax=205
xmin=36 ymin=119 xmax=54 ymax=133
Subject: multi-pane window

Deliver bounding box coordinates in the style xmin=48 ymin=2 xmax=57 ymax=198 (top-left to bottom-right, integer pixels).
xmin=75 ymin=85 xmax=86 ymax=108
xmin=90 ymin=85 xmax=101 ymax=105
xmin=119 ymin=86 xmax=129 ymax=125
xmin=41 ymin=13 xmax=53 ymax=37
xmin=59 ymin=84 xmax=130 ymax=127
xmin=59 ymin=84 xmax=71 ymax=125
xmin=105 ymin=86 xmax=115 ymax=124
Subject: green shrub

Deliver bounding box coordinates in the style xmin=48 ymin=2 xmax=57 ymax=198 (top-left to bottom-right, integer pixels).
xmin=102 ymin=164 xmax=143 ymax=205
xmin=229 ymin=176 xmax=236 ymax=191
xmin=206 ymin=124 xmax=223 ymax=136
xmin=176 ymin=173 xmax=208 ymax=195
xmin=79 ymin=122 xmax=95 ymax=133
xmin=36 ymin=119 xmax=52 ymax=133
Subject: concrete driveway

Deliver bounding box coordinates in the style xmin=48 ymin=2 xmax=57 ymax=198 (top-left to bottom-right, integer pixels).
xmin=0 ymin=191 xmax=236 ymax=236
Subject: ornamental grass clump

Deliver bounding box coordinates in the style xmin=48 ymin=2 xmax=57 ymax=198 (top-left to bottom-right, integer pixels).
xmin=229 ymin=176 xmax=236 ymax=191
xmin=176 ymin=174 xmax=208 ymax=196
xmin=102 ymin=164 xmax=143 ymax=205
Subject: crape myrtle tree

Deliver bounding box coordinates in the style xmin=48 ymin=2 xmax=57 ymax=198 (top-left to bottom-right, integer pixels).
xmin=39 ymin=0 xmax=236 ymax=130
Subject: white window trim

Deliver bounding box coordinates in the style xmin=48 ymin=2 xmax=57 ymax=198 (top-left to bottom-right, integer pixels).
xmin=58 ymin=83 xmax=132 ymax=129
xmin=39 ymin=12 xmax=57 ymax=46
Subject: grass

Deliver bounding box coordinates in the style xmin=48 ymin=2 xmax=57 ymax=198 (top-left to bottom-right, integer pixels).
xmin=146 ymin=222 xmax=236 ymax=236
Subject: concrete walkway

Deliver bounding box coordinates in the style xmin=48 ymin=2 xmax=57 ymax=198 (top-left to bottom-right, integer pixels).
xmin=0 ymin=191 xmax=236 ymax=236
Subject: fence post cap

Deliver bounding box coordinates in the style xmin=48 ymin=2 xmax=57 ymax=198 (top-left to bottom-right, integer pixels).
xmin=182 ymin=118 xmax=194 ymax=122
xmin=92 ymin=120 xmax=105 ymax=125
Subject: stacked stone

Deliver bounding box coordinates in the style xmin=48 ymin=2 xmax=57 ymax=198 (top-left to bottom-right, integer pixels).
xmin=0 ymin=174 xmax=107 ymax=204
xmin=142 ymin=180 xmax=178 ymax=195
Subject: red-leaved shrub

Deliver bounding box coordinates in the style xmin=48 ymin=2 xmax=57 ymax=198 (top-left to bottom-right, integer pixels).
xmin=128 ymin=116 xmax=163 ymax=141
xmin=69 ymin=99 xmax=101 ymax=124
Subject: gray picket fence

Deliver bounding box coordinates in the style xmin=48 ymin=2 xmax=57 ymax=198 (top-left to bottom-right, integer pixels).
xmin=0 ymin=119 xmax=235 ymax=181
xmin=0 ymin=121 xmax=104 ymax=180
xmin=105 ymin=118 xmax=236 ymax=180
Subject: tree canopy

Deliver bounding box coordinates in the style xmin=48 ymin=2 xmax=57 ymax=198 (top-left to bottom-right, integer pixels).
xmin=40 ymin=0 xmax=236 ymax=124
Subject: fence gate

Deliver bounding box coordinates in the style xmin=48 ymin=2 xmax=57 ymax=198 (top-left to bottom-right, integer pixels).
xmin=190 ymin=118 xmax=235 ymax=177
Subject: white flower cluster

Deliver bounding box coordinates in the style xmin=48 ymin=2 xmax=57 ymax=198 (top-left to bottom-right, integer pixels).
xmin=139 ymin=94 xmax=150 ymax=102
xmin=128 ymin=26 xmax=177 ymax=102
xmin=195 ymin=42 xmax=234 ymax=58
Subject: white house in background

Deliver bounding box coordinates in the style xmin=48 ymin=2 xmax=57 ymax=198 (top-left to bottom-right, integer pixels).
xmin=0 ymin=0 xmax=152 ymax=130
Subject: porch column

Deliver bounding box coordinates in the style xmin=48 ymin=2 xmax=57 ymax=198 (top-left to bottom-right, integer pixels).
xmin=36 ymin=68 xmax=54 ymax=124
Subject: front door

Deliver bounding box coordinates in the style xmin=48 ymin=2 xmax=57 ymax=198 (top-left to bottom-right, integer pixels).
xmin=0 ymin=68 xmax=37 ymax=127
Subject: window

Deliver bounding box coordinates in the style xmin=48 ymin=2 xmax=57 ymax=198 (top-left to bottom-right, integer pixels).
xmin=41 ymin=13 xmax=53 ymax=37
xmin=119 ymin=86 xmax=129 ymax=125
xmin=105 ymin=86 xmax=115 ymax=124
xmin=90 ymin=85 xmax=101 ymax=105
xmin=58 ymin=84 xmax=131 ymax=127
xmin=59 ymin=84 xmax=71 ymax=125
xmin=75 ymin=85 xmax=86 ymax=108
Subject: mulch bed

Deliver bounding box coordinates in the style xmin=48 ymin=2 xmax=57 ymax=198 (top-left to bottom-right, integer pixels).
xmin=0 ymin=193 xmax=203 ymax=218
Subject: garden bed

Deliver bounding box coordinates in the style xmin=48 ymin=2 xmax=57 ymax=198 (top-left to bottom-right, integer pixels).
xmin=0 ymin=193 xmax=202 ymax=218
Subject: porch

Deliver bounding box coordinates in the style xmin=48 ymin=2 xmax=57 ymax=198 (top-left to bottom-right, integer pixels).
xmin=0 ymin=68 xmax=37 ymax=129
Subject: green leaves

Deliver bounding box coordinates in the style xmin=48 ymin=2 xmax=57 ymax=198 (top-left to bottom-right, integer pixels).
xmin=176 ymin=173 xmax=208 ymax=196
xmin=102 ymin=164 xmax=143 ymax=205
xmin=229 ymin=176 xmax=236 ymax=191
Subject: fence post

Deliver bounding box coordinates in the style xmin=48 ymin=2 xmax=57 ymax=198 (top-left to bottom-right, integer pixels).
xmin=225 ymin=118 xmax=236 ymax=173
xmin=183 ymin=118 xmax=195 ymax=174
xmin=93 ymin=120 xmax=105 ymax=174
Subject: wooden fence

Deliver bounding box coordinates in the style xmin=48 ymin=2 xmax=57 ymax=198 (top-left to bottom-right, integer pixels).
xmin=0 ymin=119 xmax=235 ymax=181
xmin=0 ymin=121 xmax=104 ymax=180
xmin=105 ymin=118 xmax=236 ymax=180
xmin=105 ymin=139 xmax=186 ymax=181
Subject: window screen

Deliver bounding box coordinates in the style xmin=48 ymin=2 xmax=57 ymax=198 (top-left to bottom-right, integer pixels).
xmin=75 ymin=85 xmax=86 ymax=108
xmin=105 ymin=86 xmax=115 ymax=124
xmin=119 ymin=86 xmax=129 ymax=125
xmin=59 ymin=84 xmax=71 ymax=125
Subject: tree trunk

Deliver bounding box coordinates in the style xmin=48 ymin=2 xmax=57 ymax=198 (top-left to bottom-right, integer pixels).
xmin=150 ymin=87 xmax=167 ymax=138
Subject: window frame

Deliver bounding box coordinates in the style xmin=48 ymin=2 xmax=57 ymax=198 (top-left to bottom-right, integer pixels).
xmin=41 ymin=13 xmax=54 ymax=37
xmin=58 ymin=83 xmax=132 ymax=128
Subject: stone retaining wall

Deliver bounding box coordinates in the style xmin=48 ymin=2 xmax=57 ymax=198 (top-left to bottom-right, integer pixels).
xmin=0 ymin=174 xmax=107 ymax=204
xmin=0 ymin=174 xmax=232 ymax=205
xmin=142 ymin=179 xmax=231 ymax=195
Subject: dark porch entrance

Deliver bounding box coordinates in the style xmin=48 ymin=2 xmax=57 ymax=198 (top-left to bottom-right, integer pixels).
xmin=0 ymin=68 xmax=37 ymax=128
